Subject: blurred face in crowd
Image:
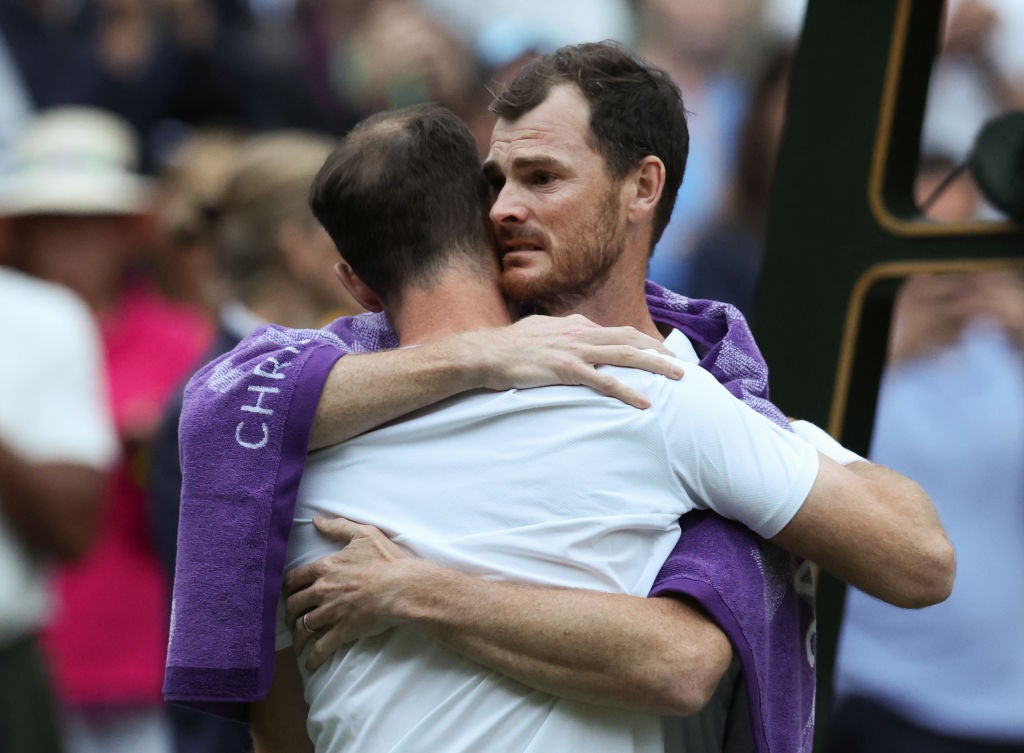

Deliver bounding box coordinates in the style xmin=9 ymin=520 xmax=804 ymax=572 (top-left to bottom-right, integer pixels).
xmin=641 ymin=0 xmax=756 ymax=67
xmin=280 ymin=221 xmax=364 ymax=317
xmin=485 ymin=84 xmax=629 ymax=314
xmin=14 ymin=214 xmax=138 ymax=310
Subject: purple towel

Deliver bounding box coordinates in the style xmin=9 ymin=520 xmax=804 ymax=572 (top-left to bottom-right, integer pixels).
xmin=165 ymin=282 xmax=814 ymax=753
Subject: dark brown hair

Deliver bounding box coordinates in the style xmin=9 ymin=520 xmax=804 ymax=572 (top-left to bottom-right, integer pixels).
xmin=310 ymin=103 xmax=492 ymax=306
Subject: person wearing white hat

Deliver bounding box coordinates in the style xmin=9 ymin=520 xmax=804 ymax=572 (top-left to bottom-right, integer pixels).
xmin=0 ymin=106 xmax=211 ymax=753
xmin=0 ymin=263 xmax=118 ymax=753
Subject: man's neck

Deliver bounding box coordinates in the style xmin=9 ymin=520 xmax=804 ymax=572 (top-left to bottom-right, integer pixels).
xmin=395 ymin=273 xmax=513 ymax=347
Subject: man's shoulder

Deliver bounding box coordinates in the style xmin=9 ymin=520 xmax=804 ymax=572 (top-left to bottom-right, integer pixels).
xmin=595 ymin=328 xmax=705 ymax=399
xmin=663 ymin=328 xmax=701 ymax=364
xmin=189 ymin=312 xmax=393 ymax=389
xmin=321 ymin=310 xmax=396 ymax=348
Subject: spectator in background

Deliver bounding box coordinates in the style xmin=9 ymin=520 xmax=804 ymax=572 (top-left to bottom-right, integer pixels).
xmin=0 ymin=265 xmax=118 ymax=753
xmin=418 ymin=0 xmax=635 ymax=52
xmin=329 ymin=1 xmax=482 ymax=116
xmin=152 ymin=128 xmax=244 ymax=321
xmin=825 ymin=158 xmax=1024 ymax=753
xmin=638 ymin=0 xmax=760 ymax=294
xmin=765 ymin=0 xmax=1024 ymax=219
xmin=420 ymin=0 xmax=636 ymax=155
xmin=0 ymin=106 xmax=211 ymax=753
xmin=0 ymin=0 xmax=357 ymax=174
xmin=923 ymin=0 xmax=1024 ymax=183
xmin=200 ymin=0 xmax=371 ymax=136
xmin=0 ymin=0 xmax=229 ymax=171
xmin=687 ymin=50 xmax=792 ymax=322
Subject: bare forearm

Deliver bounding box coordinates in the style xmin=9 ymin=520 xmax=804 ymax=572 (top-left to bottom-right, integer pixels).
xmin=394 ymin=561 xmax=731 ymax=716
xmin=845 ymin=461 xmax=954 ymax=603
xmin=773 ymin=457 xmax=954 ymax=608
xmin=309 ymin=338 xmax=481 ymax=449
xmin=0 ymin=439 xmax=104 ymax=560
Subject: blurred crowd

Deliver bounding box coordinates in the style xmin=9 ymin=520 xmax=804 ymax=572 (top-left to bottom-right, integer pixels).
xmin=0 ymin=1 xmax=1021 ymax=753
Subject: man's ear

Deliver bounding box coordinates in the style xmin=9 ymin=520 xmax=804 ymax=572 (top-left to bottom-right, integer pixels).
xmin=334 ymin=262 xmax=384 ymax=312
xmin=626 ymin=156 xmax=666 ymax=225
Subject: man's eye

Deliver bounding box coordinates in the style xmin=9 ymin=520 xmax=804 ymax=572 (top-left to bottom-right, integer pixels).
xmin=532 ymin=173 xmax=554 ymax=186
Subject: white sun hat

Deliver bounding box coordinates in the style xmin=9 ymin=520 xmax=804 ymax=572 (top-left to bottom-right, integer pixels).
xmin=0 ymin=106 xmax=152 ymax=217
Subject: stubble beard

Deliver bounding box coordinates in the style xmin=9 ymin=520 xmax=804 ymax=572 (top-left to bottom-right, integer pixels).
xmin=500 ymin=188 xmax=626 ymax=315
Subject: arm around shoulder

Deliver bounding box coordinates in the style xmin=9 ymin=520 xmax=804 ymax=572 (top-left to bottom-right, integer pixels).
xmin=309 ymin=315 xmax=684 ymax=449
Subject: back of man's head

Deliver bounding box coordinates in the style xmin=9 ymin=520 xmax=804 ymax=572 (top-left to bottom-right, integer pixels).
xmin=490 ymin=41 xmax=688 ymax=250
xmin=310 ymin=104 xmax=492 ymax=306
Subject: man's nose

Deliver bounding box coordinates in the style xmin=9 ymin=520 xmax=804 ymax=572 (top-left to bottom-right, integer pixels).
xmin=489 ymin=184 xmax=527 ymax=226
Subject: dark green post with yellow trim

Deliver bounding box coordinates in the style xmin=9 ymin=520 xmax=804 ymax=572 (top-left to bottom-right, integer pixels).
xmin=753 ymin=1 xmax=1023 ymax=749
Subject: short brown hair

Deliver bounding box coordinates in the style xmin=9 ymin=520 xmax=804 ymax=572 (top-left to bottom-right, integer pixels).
xmin=310 ymin=104 xmax=492 ymax=306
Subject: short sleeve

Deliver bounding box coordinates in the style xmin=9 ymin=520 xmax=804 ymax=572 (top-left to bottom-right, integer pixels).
xmin=656 ymin=366 xmax=820 ymax=539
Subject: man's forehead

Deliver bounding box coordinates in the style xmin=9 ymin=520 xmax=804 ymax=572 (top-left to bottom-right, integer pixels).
xmin=487 ymin=85 xmax=592 ymax=155
xmin=482 ymin=146 xmax=571 ymax=177
xmin=487 ymin=125 xmax=600 ymax=175
xmin=487 ymin=125 xmax=572 ymax=158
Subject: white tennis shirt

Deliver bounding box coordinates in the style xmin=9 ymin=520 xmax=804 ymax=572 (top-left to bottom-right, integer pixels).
xmin=279 ymin=330 xmax=819 ymax=752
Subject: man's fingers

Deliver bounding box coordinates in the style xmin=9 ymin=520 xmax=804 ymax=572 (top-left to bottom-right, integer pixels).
xmin=285 ymin=587 xmax=318 ymax=624
xmin=582 ymin=345 xmax=683 ymax=379
xmin=305 ymin=631 xmax=345 ymax=672
xmin=567 ymin=346 xmax=683 ymax=409
xmin=584 ymin=325 xmax=673 ymax=355
xmin=283 ymin=563 xmax=320 ymax=596
xmin=293 ymin=623 xmax=313 ymax=655
xmin=283 ymin=517 xmax=374 ymax=595
xmin=312 ymin=515 xmax=362 ymax=542
xmin=292 ymin=605 xmax=330 ymax=658
xmin=578 ymin=370 xmax=651 ymax=410
xmin=514 ymin=315 xmax=672 ymax=355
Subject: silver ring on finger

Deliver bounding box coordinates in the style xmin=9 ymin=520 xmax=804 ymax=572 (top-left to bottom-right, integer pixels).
xmin=301 ymin=612 xmax=316 ymax=634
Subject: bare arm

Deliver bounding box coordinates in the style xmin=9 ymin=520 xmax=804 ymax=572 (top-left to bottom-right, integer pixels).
xmin=0 ymin=438 xmax=105 ymax=561
xmin=309 ymin=314 xmax=683 ymax=449
xmin=250 ymin=648 xmax=314 ymax=753
xmin=284 ymin=518 xmax=731 ymax=717
xmin=773 ymin=455 xmax=955 ymax=608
